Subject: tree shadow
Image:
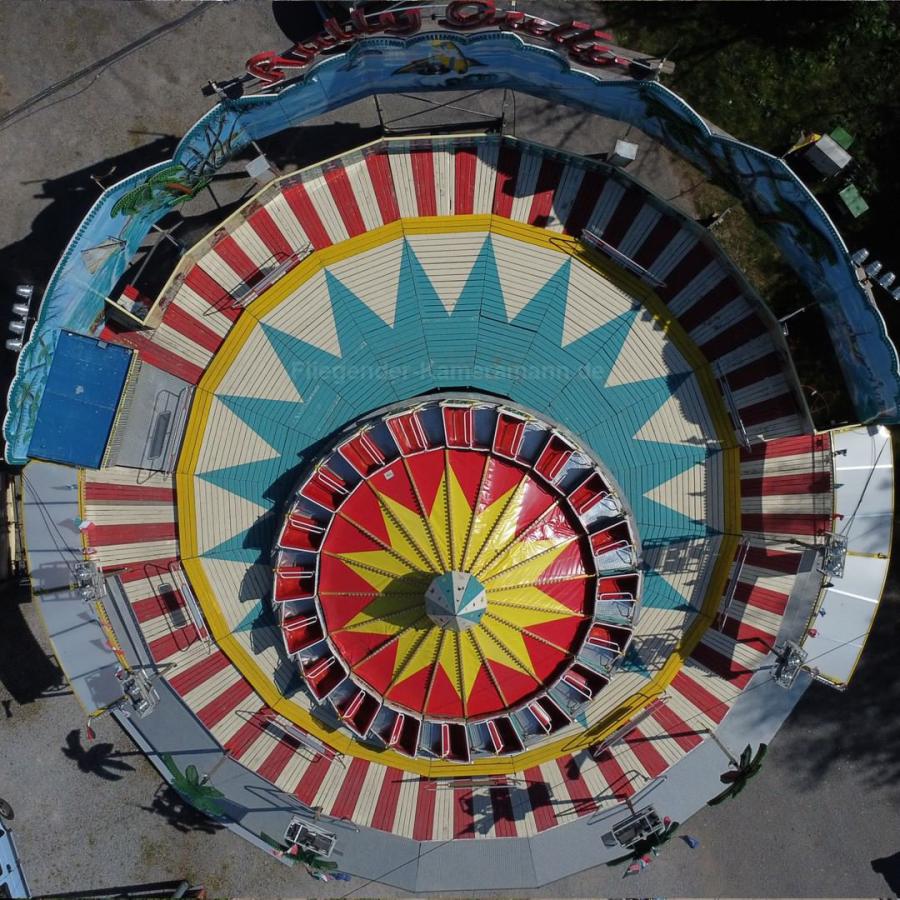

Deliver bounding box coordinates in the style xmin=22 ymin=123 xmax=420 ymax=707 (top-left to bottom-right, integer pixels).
xmin=603 ymin=2 xmax=866 ymax=57
xmin=0 ymin=580 xmax=67 ymax=708
xmin=271 ymin=0 xmax=329 ymax=44
xmin=61 ymin=729 xmax=136 ymax=782
xmin=872 ymin=851 xmax=900 ymax=895
xmin=110 ymin=197 xmax=249 ymax=305
xmin=0 ymin=135 xmax=178 ymax=425
xmin=139 ymin=783 xmax=225 ymax=835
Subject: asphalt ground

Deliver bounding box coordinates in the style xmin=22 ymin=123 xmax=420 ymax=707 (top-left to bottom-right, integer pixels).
xmin=1 ymin=2 xmax=899 ymax=896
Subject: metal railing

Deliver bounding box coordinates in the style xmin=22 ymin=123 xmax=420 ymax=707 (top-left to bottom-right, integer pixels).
xmin=581 ymin=228 xmax=667 ymax=288
xmin=717 ymin=538 xmax=750 ymax=632
xmin=716 ymin=371 xmax=752 ymax=449
xmin=167 ymin=562 xmax=211 ymax=651
xmin=228 ymin=245 xmax=311 ymax=309
xmin=590 ymin=694 xmax=669 ymax=760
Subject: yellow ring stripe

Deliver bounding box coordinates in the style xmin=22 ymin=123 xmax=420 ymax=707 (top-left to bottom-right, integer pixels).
xmin=176 ymin=215 xmax=740 ymax=776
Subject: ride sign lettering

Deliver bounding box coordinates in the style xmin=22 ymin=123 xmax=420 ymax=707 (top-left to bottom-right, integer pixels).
xmin=246 ymin=1 xmax=626 ymax=86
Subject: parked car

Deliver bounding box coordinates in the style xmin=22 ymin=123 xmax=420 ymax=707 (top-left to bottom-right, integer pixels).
xmin=0 ymin=800 xmax=29 ymax=898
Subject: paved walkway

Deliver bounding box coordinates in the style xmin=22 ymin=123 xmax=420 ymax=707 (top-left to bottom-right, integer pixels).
xmin=111 ymin=662 xmax=812 ymax=891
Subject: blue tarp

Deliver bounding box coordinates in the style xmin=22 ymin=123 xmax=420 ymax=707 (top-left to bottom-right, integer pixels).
xmin=28 ymin=331 xmax=132 ymax=468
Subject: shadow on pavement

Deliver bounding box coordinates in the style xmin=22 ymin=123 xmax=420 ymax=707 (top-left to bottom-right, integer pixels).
xmin=35 ymin=879 xmax=204 ymax=899
xmin=257 ymin=121 xmax=383 ymax=172
xmin=140 ymin=783 xmax=225 ymax=835
xmin=0 ymin=135 xmax=178 ymax=295
xmin=776 ymin=440 xmax=900 ymax=795
xmin=0 ymin=580 xmax=67 ymax=708
xmin=271 ymin=0 xmax=328 ymax=44
xmin=872 ymin=851 xmax=900 ymax=895
xmin=0 ymin=136 xmax=179 ymax=427
xmin=61 ymin=729 xmax=136 ymax=781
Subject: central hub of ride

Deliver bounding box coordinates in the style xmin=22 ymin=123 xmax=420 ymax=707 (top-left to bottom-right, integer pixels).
xmin=425 ymin=571 xmax=487 ymax=632
xmin=275 ymin=396 xmax=641 ymax=728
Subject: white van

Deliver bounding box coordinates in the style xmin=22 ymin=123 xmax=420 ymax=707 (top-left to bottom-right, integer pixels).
xmin=0 ymin=800 xmax=29 ymax=899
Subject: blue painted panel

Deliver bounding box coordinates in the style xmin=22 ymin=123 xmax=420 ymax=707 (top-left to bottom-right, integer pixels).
xmin=27 ymin=331 xmax=131 ymax=468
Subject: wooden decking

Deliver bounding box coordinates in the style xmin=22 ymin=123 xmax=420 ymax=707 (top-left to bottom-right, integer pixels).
xmin=75 ymin=136 xmax=835 ymax=840
xmin=77 ymin=423 xmax=830 ymax=840
xmin=98 ymin=135 xmax=806 ymax=444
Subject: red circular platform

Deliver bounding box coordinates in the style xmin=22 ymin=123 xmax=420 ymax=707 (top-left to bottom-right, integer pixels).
xmin=318 ymin=446 xmax=596 ymax=720
xmin=274 ymin=399 xmax=640 ymax=743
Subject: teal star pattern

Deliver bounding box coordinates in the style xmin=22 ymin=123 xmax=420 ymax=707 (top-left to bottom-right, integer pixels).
xmin=621 ymin=644 xmax=652 ymax=678
xmin=196 ymin=234 xmax=717 ymax=611
xmin=234 ymin=599 xmax=271 ymax=633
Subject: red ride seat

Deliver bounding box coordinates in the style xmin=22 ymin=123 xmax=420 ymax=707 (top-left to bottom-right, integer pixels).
xmin=302 ymin=655 xmax=345 ymax=699
xmin=280 ymin=513 xmax=324 ymax=552
xmin=395 ymin=715 xmax=421 ymax=757
xmin=442 ymin=404 xmax=474 ymax=448
xmin=597 ymin=573 xmax=640 ymax=598
xmin=493 ymin=410 xmax=527 ymax=459
xmin=487 ymin=716 xmax=524 ymax=754
xmin=336 ymin=689 xmax=380 ymax=736
xmin=569 ymin=472 xmax=610 ymax=515
xmin=527 ymin=696 xmax=569 ymax=734
xmin=301 ymin=466 xmax=348 ymax=511
xmin=282 ymin=613 xmax=323 ymax=654
xmin=386 ymin=410 xmax=430 ymax=455
xmin=273 ymin=568 xmax=315 ymax=603
xmin=534 ymin=432 xmax=575 ymax=482
xmin=588 ymin=623 xmax=630 ymax=654
xmin=338 ymin=429 xmax=386 ymax=476
xmin=563 ymin=662 xmax=608 ymax=698
xmin=440 ymin=722 xmax=470 ymax=762
xmin=590 ymin=520 xmax=632 ymax=554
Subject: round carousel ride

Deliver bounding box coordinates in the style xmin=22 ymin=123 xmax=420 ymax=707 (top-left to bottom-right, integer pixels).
xmin=75 ymin=132 xmax=836 ymax=846
xmin=172 ymin=142 xmax=737 ymax=799
xmin=274 ymin=398 xmax=640 ymax=759
xmin=11 ymin=9 xmax=893 ymax=885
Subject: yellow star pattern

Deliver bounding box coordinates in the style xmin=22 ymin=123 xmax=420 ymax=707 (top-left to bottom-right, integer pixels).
xmin=319 ymin=451 xmax=591 ymax=718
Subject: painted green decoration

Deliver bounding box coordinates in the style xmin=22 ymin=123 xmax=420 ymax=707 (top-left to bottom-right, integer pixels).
xmin=111 ymin=165 xmax=211 ymax=218
xmin=111 ymin=114 xmax=242 ymax=218
xmin=708 ymin=742 xmax=768 ymax=805
xmin=160 ymin=753 xmax=226 ymax=818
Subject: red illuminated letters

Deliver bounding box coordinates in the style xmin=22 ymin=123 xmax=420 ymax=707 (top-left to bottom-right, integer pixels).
xmin=245 ymin=5 xmax=624 ymax=85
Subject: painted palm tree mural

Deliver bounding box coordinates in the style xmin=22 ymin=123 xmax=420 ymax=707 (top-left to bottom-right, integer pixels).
xmin=708 ymin=742 xmax=768 ymax=805
xmin=161 ymin=753 xmax=226 ymax=818
xmin=110 ymin=113 xmax=243 ymax=218
xmin=110 ymin=164 xmax=210 ymax=218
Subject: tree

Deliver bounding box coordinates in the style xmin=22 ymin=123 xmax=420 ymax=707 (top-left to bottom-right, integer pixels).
xmin=160 ymin=753 xmax=226 ymax=818
xmin=708 ymin=743 xmax=768 ymax=805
